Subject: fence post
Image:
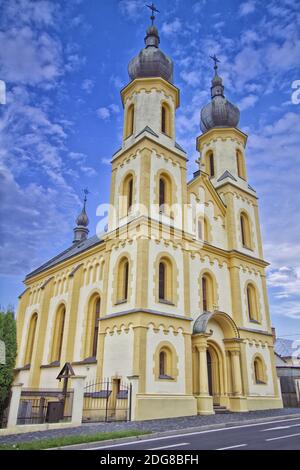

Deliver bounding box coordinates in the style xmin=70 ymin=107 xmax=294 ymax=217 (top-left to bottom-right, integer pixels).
xmin=7 ymin=382 xmax=23 ymax=428
xmin=70 ymin=375 xmax=86 ymax=425
xmin=127 ymin=375 xmax=139 ymax=421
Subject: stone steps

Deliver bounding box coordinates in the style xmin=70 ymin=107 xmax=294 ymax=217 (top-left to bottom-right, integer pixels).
xmin=213 ymin=405 xmax=230 ymax=414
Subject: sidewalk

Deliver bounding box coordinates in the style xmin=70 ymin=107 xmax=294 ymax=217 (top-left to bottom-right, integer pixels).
xmin=0 ymin=408 xmax=299 ymax=445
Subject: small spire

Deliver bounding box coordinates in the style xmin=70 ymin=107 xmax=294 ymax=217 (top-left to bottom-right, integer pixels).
xmin=209 ymin=54 xmax=224 ymax=99
xmin=145 ymin=3 xmax=160 ymax=47
xmin=73 ymin=189 xmax=90 ymax=244
xmin=146 ymin=3 xmax=160 ymax=25
xmin=210 ymin=54 xmax=220 ymax=76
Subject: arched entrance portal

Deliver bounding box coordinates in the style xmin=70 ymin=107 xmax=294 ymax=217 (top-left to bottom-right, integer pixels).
xmin=206 ymin=343 xmax=223 ymax=405
xmin=192 ymin=311 xmax=241 ymax=414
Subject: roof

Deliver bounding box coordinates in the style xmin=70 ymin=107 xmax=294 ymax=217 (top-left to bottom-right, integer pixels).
xmin=217 ymin=170 xmax=237 ymax=183
xmin=275 ymin=338 xmax=300 ymax=358
xmin=26 ymin=234 xmax=104 ymax=280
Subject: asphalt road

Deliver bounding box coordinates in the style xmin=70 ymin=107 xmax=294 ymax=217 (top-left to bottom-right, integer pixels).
xmin=83 ymin=416 xmax=300 ymax=450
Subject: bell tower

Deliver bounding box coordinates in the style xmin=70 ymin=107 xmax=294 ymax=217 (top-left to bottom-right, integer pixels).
xmin=196 ymin=57 xmax=264 ymax=258
xmin=108 ymin=7 xmax=187 ymax=233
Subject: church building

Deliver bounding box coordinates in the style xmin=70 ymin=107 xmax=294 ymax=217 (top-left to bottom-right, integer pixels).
xmin=14 ymin=14 xmax=282 ymax=420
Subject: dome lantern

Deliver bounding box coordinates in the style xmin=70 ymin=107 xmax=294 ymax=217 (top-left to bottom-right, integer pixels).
xmin=200 ymin=55 xmax=240 ymax=133
xmin=128 ymin=4 xmax=173 ymax=83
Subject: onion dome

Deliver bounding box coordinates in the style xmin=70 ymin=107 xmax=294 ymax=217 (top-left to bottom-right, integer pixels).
xmin=128 ymin=23 xmax=173 ymax=83
xmin=200 ymin=58 xmax=240 ymax=133
xmin=76 ymin=204 xmax=89 ymax=227
xmin=73 ymin=192 xmax=89 ymax=243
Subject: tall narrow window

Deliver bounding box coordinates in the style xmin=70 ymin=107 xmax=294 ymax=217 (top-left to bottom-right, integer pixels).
xmin=202 ymin=276 xmax=208 ymax=311
xmin=159 ymin=350 xmax=166 ymax=376
xmin=201 ymin=273 xmax=214 ymax=311
xmin=159 ymin=177 xmax=165 ymax=212
xmin=51 ymin=305 xmax=65 ymax=363
xmin=126 ymin=104 xmax=134 ymax=138
xmin=116 ymin=257 xmax=130 ymax=303
xmin=24 ymin=313 xmax=38 ymax=365
xmin=240 ymin=212 xmax=251 ymax=248
xmin=247 ymin=284 xmax=259 ymax=322
xmin=123 ymin=260 xmax=129 ymax=301
xmin=206 ymin=151 xmax=215 ymax=178
xmin=92 ymin=298 xmax=100 ymax=357
xmin=241 ymin=214 xmax=246 ymax=246
xmin=161 ymin=106 xmax=166 ymax=134
xmin=127 ymin=177 xmax=133 ymax=212
xmin=253 ymin=357 xmax=266 ymax=384
xmin=236 ymin=150 xmax=246 ymax=179
xmin=159 ymin=262 xmax=166 ymax=300
xmin=236 ymin=151 xmax=241 ymax=178
xmin=161 ymin=103 xmax=171 ymax=136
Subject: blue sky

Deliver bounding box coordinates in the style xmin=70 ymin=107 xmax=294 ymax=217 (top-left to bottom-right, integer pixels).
xmin=0 ymin=0 xmax=299 ymax=338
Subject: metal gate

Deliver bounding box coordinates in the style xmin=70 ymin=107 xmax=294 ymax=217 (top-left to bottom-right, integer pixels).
xmin=82 ymin=378 xmax=132 ymax=423
xmin=17 ymin=389 xmax=73 ymax=425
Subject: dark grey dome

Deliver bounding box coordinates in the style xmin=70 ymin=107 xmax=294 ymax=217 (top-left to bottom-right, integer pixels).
xmin=200 ymin=70 xmax=240 ymax=133
xmin=76 ymin=205 xmax=89 ymax=227
xmin=128 ymin=25 xmax=173 ymax=83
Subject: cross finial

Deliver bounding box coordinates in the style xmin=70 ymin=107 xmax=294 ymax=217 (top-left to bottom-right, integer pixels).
xmin=83 ymin=188 xmax=90 ymax=205
xmin=146 ymin=3 xmax=160 ymax=25
xmin=210 ymin=54 xmax=220 ymax=74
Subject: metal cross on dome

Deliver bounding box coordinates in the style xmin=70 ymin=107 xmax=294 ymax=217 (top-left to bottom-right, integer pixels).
xmin=83 ymin=187 xmax=90 ymax=204
xmin=146 ymin=3 xmax=160 ymax=25
xmin=210 ymin=54 xmax=221 ymax=73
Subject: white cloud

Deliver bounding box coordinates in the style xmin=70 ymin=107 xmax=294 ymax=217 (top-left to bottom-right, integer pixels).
xmin=0 ymin=27 xmax=62 ymax=85
xmin=101 ymin=158 xmax=111 ymax=166
xmin=81 ymin=79 xmax=94 ymax=93
xmin=193 ymin=1 xmax=207 ymax=14
xmin=110 ymin=75 xmax=124 ymax=89
xmin=238 ymin=94 xmax=258 ymax=110
xmin=96 ymin=104 xmax=120 ymax=121
xmin=3 ymin=0 xmax=58 ymax=26
xmin=180 ymin=71 xmax=200 ymax=87
xmin=119 ymin=0 xmax=143 ymax=20
xmin=97 ymin=107 xmax=111 ymax=120
xmin=239 ymin=1 xmax=256 ymax=16
xmin=161 ymin=18 xmax=182 ymax=36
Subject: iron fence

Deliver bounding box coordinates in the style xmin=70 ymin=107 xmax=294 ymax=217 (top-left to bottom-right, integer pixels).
xmin=17 ymin=388 xmax=74 ymax=425
xmin=82 ymin=378 xmax=132 ymax=423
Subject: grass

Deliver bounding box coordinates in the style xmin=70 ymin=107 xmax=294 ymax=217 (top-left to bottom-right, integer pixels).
xmin=0 ymin=429 xmax=150 ymax=450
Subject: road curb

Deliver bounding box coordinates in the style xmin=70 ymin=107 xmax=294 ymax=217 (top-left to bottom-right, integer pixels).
xmin=54 ymin=413 xmax=300 ymax=450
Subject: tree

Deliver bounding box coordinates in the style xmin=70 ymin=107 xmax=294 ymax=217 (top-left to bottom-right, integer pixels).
xmin=0 ymin=306 xmax=17 ymax=426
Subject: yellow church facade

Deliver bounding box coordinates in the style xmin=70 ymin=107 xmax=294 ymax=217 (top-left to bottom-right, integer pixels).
xmin=14 ymin=20 xmax=282 ymax=420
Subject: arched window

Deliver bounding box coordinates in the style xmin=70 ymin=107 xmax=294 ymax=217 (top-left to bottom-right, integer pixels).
xmin=155 ymin=343 xmax=178 ymax=380
xmin=50 ymin=305 xmax=65 ymax=363
xmin=158 ymin=257 xmax=173 ymax=303
xmin=84 ymin=295 xmax=101 ymax=358
xmin=159 ymin=350 xmax=166 ymax=377
xmin=240 ymin=212 xmax=252 ymax=248
xmin=253 ymin=356 xmax=266 ymax=384
xmin=159 ymin=177 xmax=165 ymax=211
xmin=159 ymin=261 xmax=166 ymax=300
xmin=121 ymin=174 xmax=134 ymax=217
xmin=24 ymin=313 xmax=38 ymax=365
xmin=201 ymin=273 xmax=214 ymax=311
xmin=205 ymin=151 xmax=215 ymax=178
xmin=116 ymin=257 xmax=129 ymax=303
xmin=161 ymin=103 xmax=172 ymax=136
xmin=247 ymin=283 xmax=260 ymax=322
xmin=92 ymin=297 xmax=100 ymax=357
xmin=236 ymin=150 xmax=246 ymax=179
xmin=158 ymin=173 xmax=172 ymax=215
xmin=125 ymin=104 xmax=134 ymax=138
